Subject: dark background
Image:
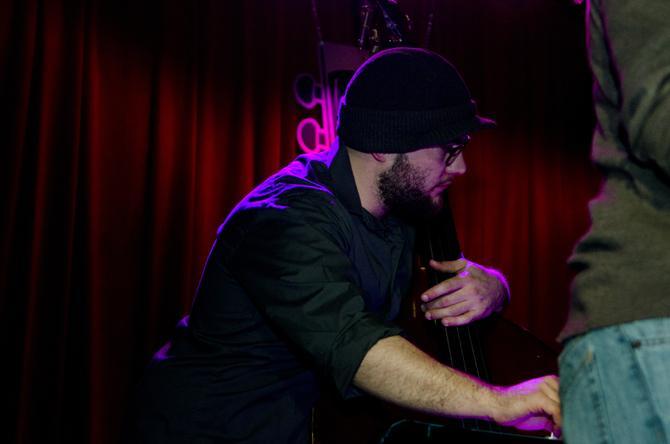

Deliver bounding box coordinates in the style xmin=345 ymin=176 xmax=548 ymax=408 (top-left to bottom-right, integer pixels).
xmin=1 ymin=1 xmax=599 ymax=443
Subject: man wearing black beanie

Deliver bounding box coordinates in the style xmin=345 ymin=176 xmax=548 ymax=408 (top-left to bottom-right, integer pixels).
xmin=133 ymin=47 xmax=560 ymax=443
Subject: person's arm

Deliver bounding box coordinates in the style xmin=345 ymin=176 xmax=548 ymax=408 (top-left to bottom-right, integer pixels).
xmin=227 ymin=201 xmax=559 ymax=434
xmin=592 ymin=0 xmax=670 ymax=174
xmin=354 ymin=335 xmax=561 ymax=434
xmin=225 ymin=203 xmax=405 ymax=398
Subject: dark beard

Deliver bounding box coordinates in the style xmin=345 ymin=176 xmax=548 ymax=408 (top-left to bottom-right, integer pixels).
xmin=377 ymin=154 xmax=440 ymax=224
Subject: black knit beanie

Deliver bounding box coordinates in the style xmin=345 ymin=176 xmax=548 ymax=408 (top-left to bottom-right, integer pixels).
xmin=337 ymin=47 xmax=495 ymax=153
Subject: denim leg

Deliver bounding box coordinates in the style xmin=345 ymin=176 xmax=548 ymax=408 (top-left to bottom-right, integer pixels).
xmin=559 ymin=333 xmax=612 ymax=444
xmin=559 ymin=318 xmax=670 ymax=444
xmin=619 ymin=319 xmax=670 ymax=441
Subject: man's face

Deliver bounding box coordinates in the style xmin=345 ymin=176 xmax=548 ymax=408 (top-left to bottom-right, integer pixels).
xmin=377 ymin=146 xmax=467 ymax=220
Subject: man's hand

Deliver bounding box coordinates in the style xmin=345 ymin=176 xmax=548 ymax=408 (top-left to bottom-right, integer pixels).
xmin=491 ymin=375 xmax=562 ymax=437
xmin=420 ymin=258 xmax=509 ymax=326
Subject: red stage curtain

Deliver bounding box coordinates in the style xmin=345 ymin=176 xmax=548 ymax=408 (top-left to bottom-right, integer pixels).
xmin=0 ymin=1 xmax=599 ymax=443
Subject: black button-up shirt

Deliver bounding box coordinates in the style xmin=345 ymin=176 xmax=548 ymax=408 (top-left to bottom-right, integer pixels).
xmin=136 ymin=144 xmax=414 ymax=443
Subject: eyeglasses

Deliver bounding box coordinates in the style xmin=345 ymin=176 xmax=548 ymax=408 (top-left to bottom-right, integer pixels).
xmin=443 ymin=134 xmax=471 ymax=166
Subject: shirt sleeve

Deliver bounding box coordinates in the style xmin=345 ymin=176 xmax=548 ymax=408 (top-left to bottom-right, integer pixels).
xmin=224 ymin=203 xmax=403 ymax=398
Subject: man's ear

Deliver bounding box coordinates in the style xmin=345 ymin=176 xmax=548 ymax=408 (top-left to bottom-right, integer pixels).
xmin=370 ymin=152 xmax=388 ymax=162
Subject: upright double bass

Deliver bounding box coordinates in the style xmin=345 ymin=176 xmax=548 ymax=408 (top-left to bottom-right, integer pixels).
xmin=313 ymin=199 xmax=560 ymax=444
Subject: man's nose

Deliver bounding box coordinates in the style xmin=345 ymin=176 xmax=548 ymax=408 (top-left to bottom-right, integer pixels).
xmin=446 ymin=153 xmax=467 ymax=176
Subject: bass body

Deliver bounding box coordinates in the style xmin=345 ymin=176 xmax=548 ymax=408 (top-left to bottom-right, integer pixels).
xmin=312 ymin=200 xmax=561 ymax=444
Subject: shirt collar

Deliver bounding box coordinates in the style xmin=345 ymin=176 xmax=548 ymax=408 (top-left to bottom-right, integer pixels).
xmin=327 ymin=140 xmax=406 ymax=236
xmin=328 ymin=140 xmax=364 ymax=216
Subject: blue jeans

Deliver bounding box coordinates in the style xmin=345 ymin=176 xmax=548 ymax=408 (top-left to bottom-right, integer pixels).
xmin=559 ymin=318 xmax=670 ymax=444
